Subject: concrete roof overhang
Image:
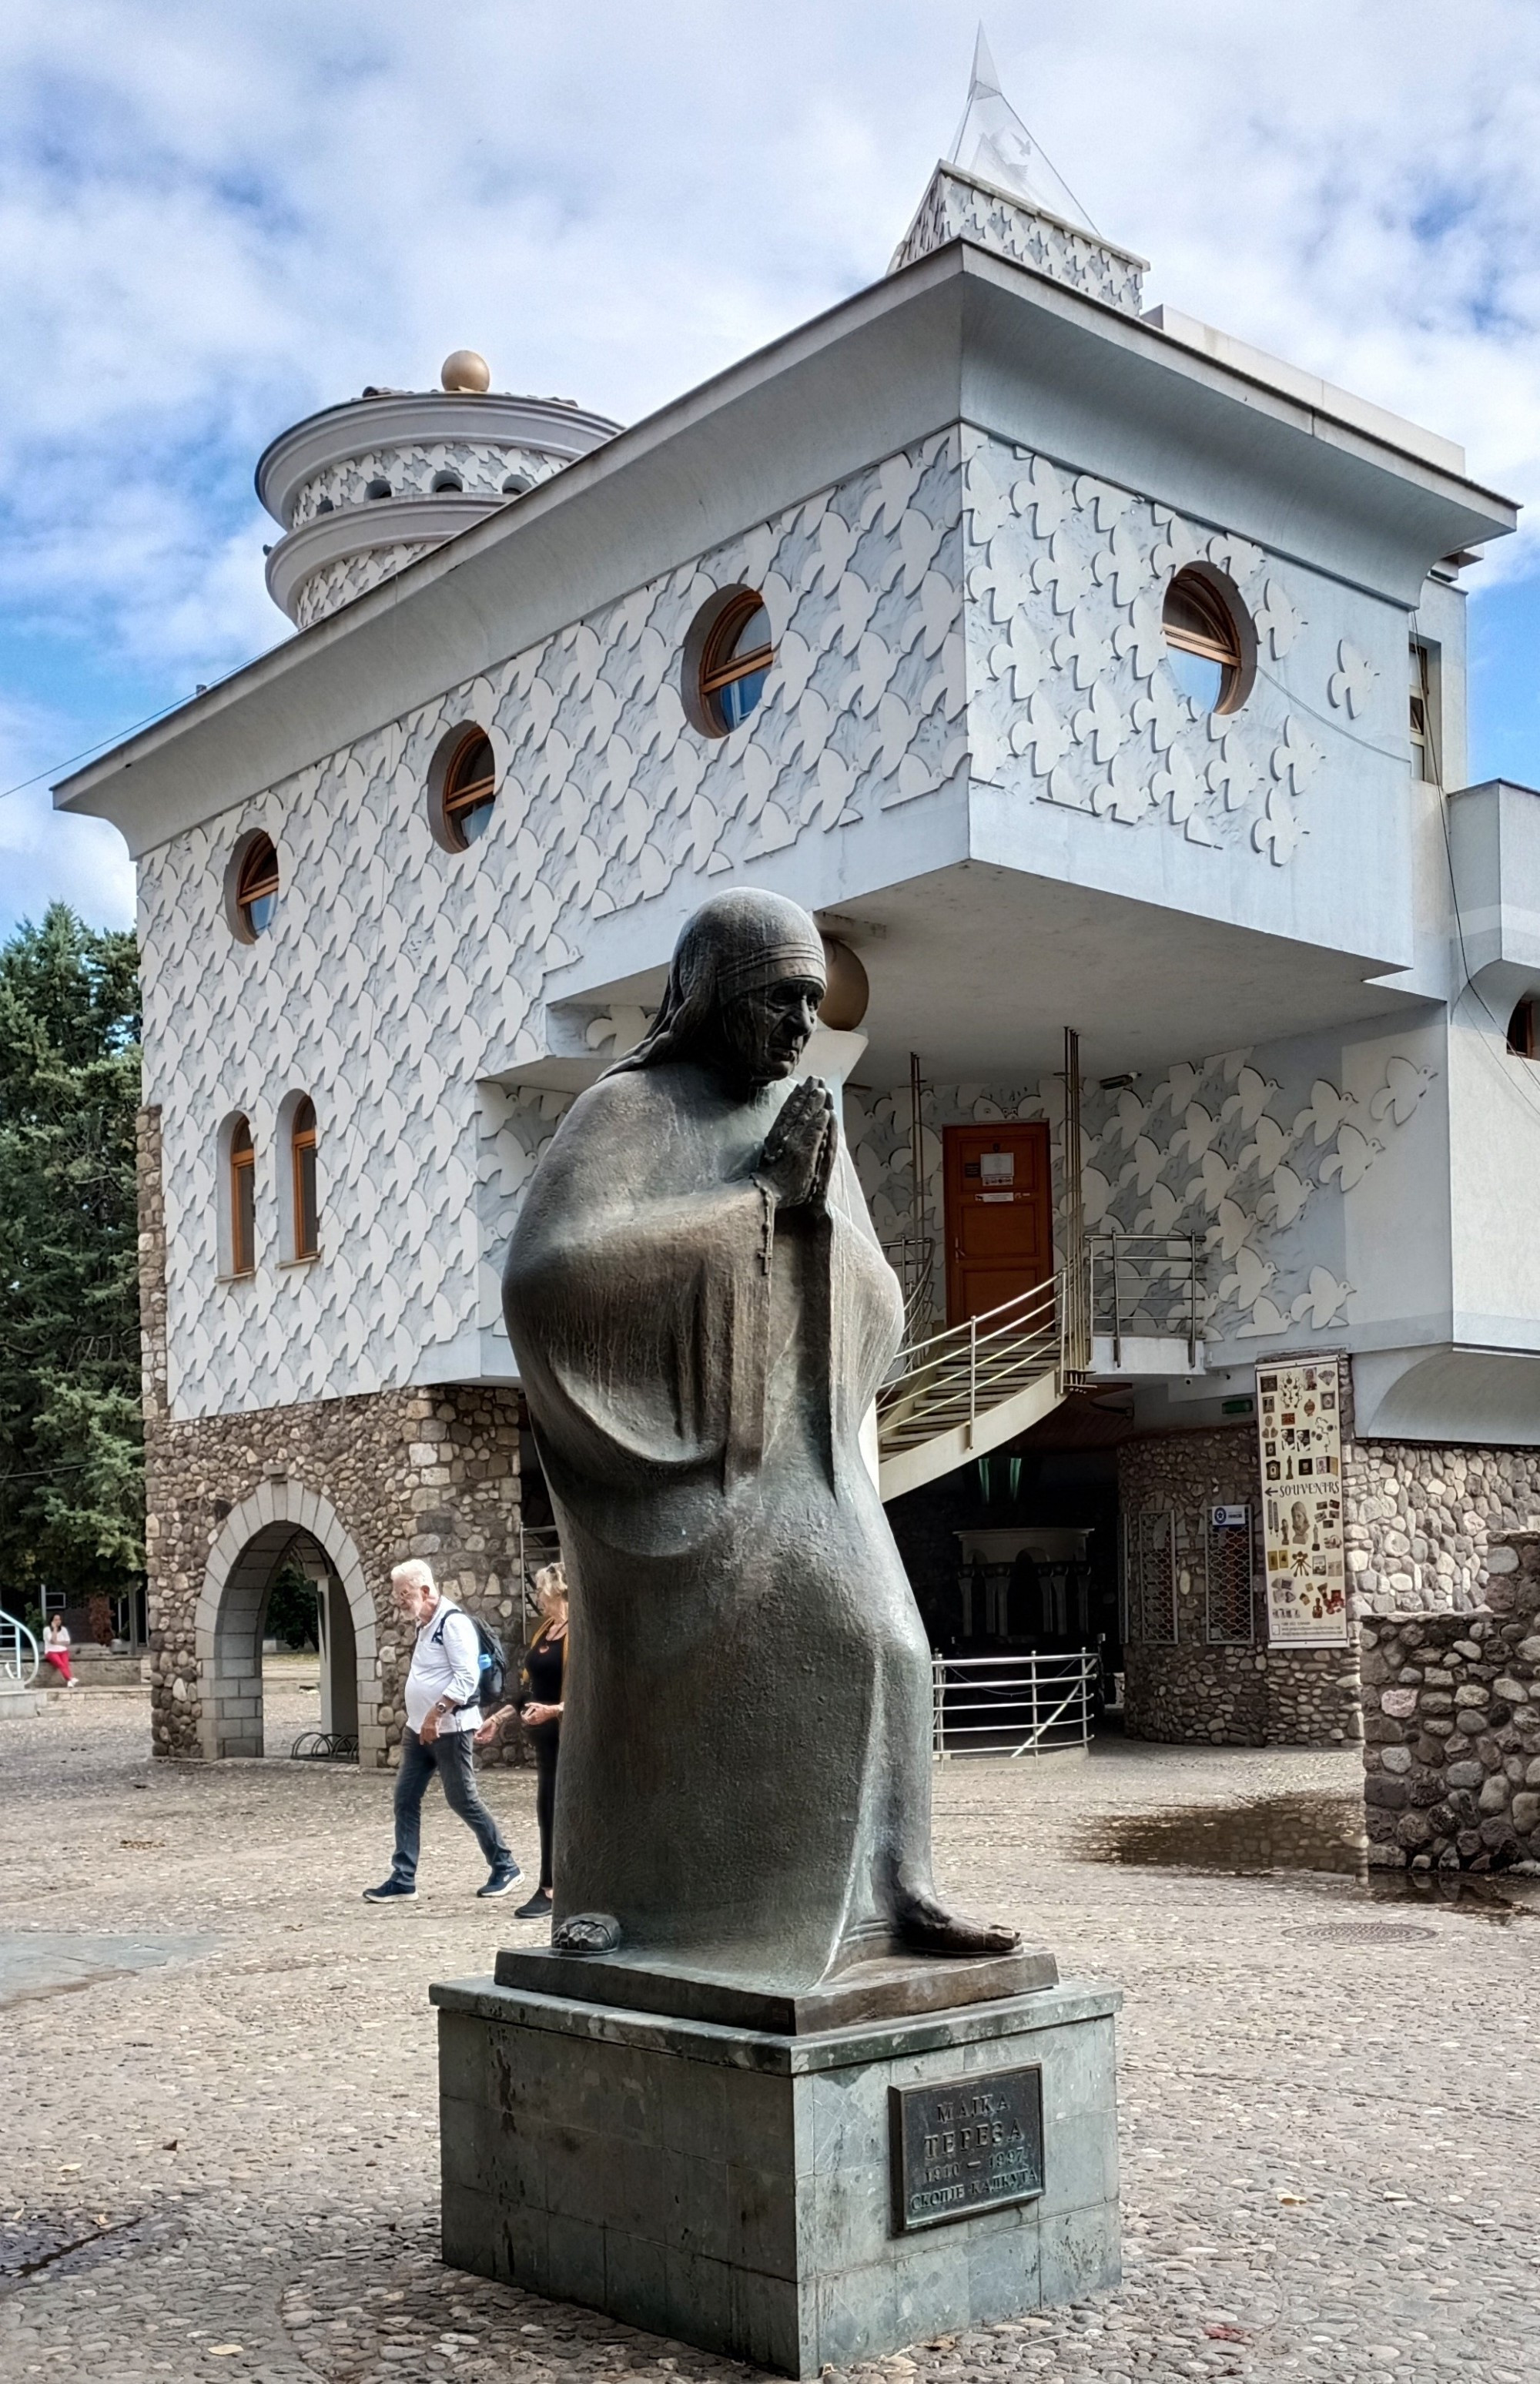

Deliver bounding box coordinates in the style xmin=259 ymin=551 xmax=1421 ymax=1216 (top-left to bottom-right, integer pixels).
xmin=527 ymin=852 xmax=1431 ymax=1092
xmin=59 ymin=240 xmax=1515 ymax=858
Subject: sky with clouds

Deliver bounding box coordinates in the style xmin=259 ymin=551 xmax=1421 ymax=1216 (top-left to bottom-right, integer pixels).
xmin=3 ymin=0 xmax=1540 ymax=937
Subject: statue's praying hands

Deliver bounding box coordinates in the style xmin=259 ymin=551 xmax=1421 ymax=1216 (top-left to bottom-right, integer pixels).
xmin=756 ymin=1077 xmax=836 ymax=1211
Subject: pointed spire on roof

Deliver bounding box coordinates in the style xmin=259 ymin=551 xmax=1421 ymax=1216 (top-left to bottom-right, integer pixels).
xmin=888 ymin=27 xmax=1146 ymax=312
xmin=947 ymin=22 xmax=1100 ymax=236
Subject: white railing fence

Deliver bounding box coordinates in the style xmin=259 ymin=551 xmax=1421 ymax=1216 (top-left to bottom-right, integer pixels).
xmin=1 ymin=1609 xmax=41 ymax=1689
xmin=932 ymin=1650 xmax=1098 ymax=1759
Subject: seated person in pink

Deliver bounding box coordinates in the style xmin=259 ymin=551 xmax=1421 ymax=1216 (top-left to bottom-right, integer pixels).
xmin=42 ymin=1618 xmax=77 ymax=1686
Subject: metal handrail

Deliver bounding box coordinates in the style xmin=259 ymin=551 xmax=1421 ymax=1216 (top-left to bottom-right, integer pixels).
xmin=880 ymin=1234 xmax=938 ymax=1339
xmin=877 ymin=1234 xmax=1207 ymax=1478
xmin=877 ymin=1276 xmax=1062 ymax=1457
xmin=1 ymin=1609 xmax=40 ymax=1689
xmin=932 ymin=1650 xmax=1097 ymax=1758
xmin=1089 ymin=1230 xmax=1202 ymax=1369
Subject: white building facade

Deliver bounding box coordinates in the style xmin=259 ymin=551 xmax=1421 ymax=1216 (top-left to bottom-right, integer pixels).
xmin=62 ymin=109 xmax=1540 ymax=1779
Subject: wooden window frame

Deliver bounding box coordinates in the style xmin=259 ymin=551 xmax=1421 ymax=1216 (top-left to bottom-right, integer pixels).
xmin=440 ymin=728 xmax=497 ymax=849
xmin=235 ymin=835 xmax=280 ymax=939
xmin=699 ymin=591 xmax=774 ymax=735
xmin=1162 ymin=569 xmax=1244 ymax=710
xmin=229 ymin=1119 xmax=256 ymax=1277
xmin=290 ymin=1097 xmax=319 ymax=1261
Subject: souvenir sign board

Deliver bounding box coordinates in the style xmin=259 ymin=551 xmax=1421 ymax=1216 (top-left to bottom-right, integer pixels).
xmin=1255 ymin=1360 xmax=1348 ymax=1645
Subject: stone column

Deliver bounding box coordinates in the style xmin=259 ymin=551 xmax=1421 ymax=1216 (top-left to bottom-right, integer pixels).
xmin=1361 ymin=1532 xmax=1540 ymax=1870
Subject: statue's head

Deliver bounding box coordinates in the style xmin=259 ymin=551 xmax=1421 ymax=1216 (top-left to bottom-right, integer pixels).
xmin=609 ymin=889 xmax=828 ymax=1094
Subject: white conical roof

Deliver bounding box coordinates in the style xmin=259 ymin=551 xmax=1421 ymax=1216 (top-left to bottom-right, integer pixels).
xmin=948 ymin=25 xmax=1099 ymax=235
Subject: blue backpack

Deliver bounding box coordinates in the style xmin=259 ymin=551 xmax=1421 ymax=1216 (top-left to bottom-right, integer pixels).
xmin=433 ymin=1607 xmax=509 ymax=1711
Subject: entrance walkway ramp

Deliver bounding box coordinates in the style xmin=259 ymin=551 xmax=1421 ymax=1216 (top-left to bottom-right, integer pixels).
xmin=876 ymin=1276 xmax=1067 ymax=1501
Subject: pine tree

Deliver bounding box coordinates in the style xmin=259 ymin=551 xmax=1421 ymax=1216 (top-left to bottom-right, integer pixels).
xmin=0 ymin=906 xmax=143 ymax=1610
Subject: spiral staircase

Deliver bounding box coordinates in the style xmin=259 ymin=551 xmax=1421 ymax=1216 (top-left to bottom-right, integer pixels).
xmin=875 ymin=1275 xmax=1076 ymax=1502
xmin=875 ymin=1232 xmax=1204 ymax=1501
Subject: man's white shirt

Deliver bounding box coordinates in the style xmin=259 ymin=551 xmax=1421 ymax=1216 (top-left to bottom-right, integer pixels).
xmin=403 ymin=1598 xmax=481 ymax=1736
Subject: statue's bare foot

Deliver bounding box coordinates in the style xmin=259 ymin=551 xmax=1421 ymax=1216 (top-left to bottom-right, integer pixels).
xmin=897 ymin=1893 xmax=1020 ymax=1957
xmin=552 ymin=1911 xmax=622 ymax=1954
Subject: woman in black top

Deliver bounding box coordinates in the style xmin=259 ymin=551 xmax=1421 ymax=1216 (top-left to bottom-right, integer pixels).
xmin=477 ymin=1562 xmax=566 ymax=1917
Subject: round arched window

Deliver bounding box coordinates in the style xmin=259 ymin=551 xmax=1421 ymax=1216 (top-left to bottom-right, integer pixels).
xmin=1507 ymin=998 xmax=1537 ymax=1060
xmin=695 ymin=590 xmax=775 ymax=736
xmin=1163 ymin=570 xmax=1248 ymax=715
xmin=437 ymin=728 xmax=497 ymax=849
xmin=365 ymin=477 xmax=392 ymax=501
xmin=431 ymin=469 xmax=464 ymax=494
xmin=230 ymin=832 xmax=280 ymax=941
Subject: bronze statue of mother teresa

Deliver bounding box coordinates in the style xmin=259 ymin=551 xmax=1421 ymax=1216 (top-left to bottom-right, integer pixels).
xmin=503 ymin=888 xmax=1019 ymax=2001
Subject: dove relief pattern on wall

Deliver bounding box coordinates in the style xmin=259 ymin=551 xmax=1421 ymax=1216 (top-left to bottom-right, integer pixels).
xmin=846 ymin=1046 xmax=1437 ymax=1349
xmin=142 ymin=430 xmax=971 ymax=1416
xmin=961 ymin=429 xmax=1364 ymax=865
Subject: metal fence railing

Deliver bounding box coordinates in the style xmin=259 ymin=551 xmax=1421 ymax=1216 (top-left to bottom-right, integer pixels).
xmin=1089 ymin=1231 xmax=1203 ymax=1369
xmin=932 ymin=1650 xmax=1099 ymax=1759
xmin=881 ymin=1234 xmax=938 ymax=1341
xmin=1 ymin=1609 xmax=40 ymax=1689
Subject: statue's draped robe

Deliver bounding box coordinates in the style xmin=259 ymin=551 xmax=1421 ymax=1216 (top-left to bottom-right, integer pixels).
xmin=503 ymin=1058 xmax=936 ymax=1991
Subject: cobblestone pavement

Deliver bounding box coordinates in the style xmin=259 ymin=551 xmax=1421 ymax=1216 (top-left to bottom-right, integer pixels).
xmin=4 ymin=1688 xmax=1538 ymax=2384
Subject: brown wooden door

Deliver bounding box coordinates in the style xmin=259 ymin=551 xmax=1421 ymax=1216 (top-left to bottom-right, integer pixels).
xmin=943 ymin=1121 xmax=1053 ymax=1324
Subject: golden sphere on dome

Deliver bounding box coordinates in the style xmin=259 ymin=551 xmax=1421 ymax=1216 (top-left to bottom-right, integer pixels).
xmin=440 ymin=350 xmax=492 ymax=394
xmin=819 ymin=937 xmax=869 ymax=1032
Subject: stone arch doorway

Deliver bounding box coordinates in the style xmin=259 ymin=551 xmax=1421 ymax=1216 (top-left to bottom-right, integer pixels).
xmin=195 ymin=1485 xmax=382 ymax=1765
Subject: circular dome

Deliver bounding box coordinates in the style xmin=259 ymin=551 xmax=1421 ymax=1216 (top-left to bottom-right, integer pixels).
xmin=819 ymin=937 xmax=869 ymax=1031
xmin=440 ymin=349 xmax=491 ymax=394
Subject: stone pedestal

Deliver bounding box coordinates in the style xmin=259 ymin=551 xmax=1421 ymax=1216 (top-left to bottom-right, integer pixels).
xmin=433 ymin=1973 xmax=1120 ymax=2378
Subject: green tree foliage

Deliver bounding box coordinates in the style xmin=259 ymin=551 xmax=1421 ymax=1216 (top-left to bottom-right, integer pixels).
xmin=0 ymin=906 xmax=143 ymax=1602
xmin=265 ymin=1562 xmax=320 ymax=1650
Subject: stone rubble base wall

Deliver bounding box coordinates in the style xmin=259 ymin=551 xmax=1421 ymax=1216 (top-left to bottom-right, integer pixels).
xmin=1117 ymin=1424 xmax=1359 ymax=1749
xmin=1123 ymin=1642 xmax=1360 ymax=1748
xmin=1343 ymin=1436 xmax=1540 ymax=1616
xmin=147 ymin=1385 xmax=529 ymax=1770
xmin=1361 ymin=1532 xmax=1540 ymax=1870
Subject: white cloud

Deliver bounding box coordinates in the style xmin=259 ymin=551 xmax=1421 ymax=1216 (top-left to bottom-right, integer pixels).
xmin=4 ymin=0 xmax=1540 ymax=928
xmin=0 ymin=697 xmax=136 ymax=931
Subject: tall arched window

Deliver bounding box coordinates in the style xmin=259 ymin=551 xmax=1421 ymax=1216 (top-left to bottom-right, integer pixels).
xmin=228 ymin=1117 xmax=256 ymax=1277
xmin=229 ymin=832 xmax=280 ymax=941
xmin=290 ymin=1097 xmax=319 ymax=1259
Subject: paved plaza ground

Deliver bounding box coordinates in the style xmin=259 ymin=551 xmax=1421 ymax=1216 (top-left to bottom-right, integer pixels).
xmin=3 ymin=1682 xmax=1538 ymax=2384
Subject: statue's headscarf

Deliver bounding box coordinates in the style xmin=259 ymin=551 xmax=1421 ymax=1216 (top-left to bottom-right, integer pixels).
xmin=608 ymin=889 xmax=826 ymax=1076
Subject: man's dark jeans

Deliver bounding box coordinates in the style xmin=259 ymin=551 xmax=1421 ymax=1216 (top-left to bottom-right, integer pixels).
xmin=390 ymin=1727 xmax=513 ymax=1883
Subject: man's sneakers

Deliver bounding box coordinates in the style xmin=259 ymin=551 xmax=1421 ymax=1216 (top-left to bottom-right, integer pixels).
xmin=477 ymin=1862 xmax=524 ymax=1899
xmin=515 ymin=1887 xmax=554 ymax=1919
xmin=362 ymin=1877 xmax=417 ymax=1902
